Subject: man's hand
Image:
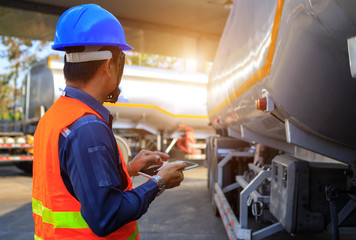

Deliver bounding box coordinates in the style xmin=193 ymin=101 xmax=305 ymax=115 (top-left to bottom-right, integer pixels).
xmin=127 ymin=150 xmax=169 ymax=176
xmin=157 ymin=162 xmax=185 ymax=189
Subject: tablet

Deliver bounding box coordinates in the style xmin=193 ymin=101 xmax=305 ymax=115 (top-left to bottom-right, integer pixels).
xmin=138 ymin=160 xmax=198 ymax=177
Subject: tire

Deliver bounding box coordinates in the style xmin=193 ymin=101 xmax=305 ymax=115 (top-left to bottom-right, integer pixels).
xmin=114 ymin=135 xmax=132 ymax=164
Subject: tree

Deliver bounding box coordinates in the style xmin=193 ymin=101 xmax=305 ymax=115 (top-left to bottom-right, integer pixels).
xmin=0 ymin=36 xmax=49 ymax=120
xmin=0 ymin=78 xmax=12 ymax=119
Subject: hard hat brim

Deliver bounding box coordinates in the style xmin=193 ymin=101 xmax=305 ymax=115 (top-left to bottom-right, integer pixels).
xmin=52 ymin=42 xmax=133 ymax=52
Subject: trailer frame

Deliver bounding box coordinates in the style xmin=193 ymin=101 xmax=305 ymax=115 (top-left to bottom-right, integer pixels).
xmin=214 ymin=150 xmax=284 ymax=240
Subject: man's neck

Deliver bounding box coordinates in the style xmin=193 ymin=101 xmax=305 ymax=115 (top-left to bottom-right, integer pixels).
xmin=66 ymin=81 xmax=106 ymax=104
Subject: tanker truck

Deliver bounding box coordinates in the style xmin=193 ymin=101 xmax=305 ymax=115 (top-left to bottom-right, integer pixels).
xmin=206 ymin=0 xmax=356 ymax=239
xmin=0 ymin=56 xmax=214 ymax=172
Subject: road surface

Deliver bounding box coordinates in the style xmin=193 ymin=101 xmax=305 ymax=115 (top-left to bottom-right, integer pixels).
xmin=0 ymin=163 xmax=227 ymax=240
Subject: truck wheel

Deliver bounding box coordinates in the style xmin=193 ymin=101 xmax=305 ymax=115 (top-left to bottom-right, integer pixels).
xmin=115 ymin=135 xmax=132 ymax=164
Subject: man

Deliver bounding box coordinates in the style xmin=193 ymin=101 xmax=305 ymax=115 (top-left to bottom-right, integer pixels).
xmin=32 ymin=4 xmax=185 ymax=239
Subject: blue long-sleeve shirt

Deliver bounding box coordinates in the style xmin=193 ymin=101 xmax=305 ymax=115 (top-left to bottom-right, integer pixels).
xmin=58 ymin=86 xmax=158 ymax=237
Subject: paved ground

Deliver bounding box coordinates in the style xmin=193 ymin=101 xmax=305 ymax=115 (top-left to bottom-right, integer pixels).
xmin=0 ymin=164 xmax=33 ymax=240
xmin=134 ymin=164 xmax=227 ymax=240
xmin=0 ymin=163 xmax=228 ymax=240
xmin=1 ymin=162 xmax=355 ymax=240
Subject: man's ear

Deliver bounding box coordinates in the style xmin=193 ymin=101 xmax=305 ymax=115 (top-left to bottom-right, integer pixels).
xmin=102 ymin=59 xmax=111 ymax=77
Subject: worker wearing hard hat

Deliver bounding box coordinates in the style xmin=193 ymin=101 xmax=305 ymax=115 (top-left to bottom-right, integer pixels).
xmin=32 ymin=4 xmax=185 ymax=239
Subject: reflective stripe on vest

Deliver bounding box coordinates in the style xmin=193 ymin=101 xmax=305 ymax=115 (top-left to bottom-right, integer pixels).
xmin=32 ymin=198 xmax=88 ymax=229
xmin=34 ymin=234 xmax=42 ymax=240
xmin=33 ymin=223 xmax=139 ymax=240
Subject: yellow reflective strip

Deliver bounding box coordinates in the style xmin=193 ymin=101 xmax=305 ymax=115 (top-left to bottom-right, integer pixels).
xmin=127 ymin=222 xmax=139 ymax=240
xmin=32 ymin=198 xmax=42 ymax=217
xmin=104 ymin=102 xmax=209 ymax=119
xmin=34 ymin=224 xmax=138 ymax=240
xmin=34 ymin=234 xmax=43 ymax=240
xmin=208 ymin=0 xmax=285 ymax=116
xmin=32 ymin=198 xmax=89 ymax=229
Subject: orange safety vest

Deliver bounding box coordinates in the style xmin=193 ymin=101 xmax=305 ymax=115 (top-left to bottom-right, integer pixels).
xmin=32 ymin=96 xmax=139 ymax=240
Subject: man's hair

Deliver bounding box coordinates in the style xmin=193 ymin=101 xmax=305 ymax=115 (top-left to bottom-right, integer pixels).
xmin=63 ymin=46 xmax=121 ymax=83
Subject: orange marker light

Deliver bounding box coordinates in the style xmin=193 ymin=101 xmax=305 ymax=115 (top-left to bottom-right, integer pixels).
xmin=256 ymin=97 xmax=267 ymax=111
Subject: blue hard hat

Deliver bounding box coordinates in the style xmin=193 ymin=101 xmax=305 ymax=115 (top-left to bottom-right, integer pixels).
xmin=52 ymin=4 xmax=133 ymax=51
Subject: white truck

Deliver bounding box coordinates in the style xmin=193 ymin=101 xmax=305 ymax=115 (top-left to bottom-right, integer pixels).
xmin=206 ymin=0 xmax=356 ymax=239
xmin=0 ymin=56 xmax=214 ymax=172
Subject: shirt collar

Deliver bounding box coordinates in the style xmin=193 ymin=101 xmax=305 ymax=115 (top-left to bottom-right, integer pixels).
xmin=63 ymin=86 xmax=111 ymax=124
